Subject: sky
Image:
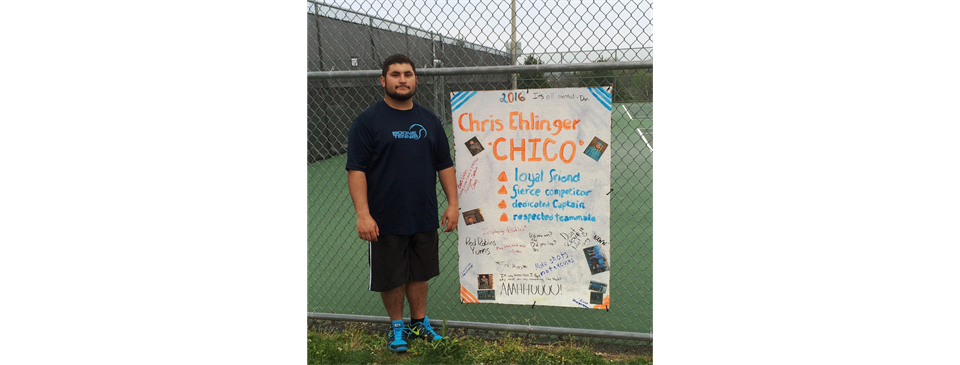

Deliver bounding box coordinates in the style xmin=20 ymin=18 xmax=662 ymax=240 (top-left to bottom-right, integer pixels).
xmin=312 ymin=0 xmax=653 ymax=63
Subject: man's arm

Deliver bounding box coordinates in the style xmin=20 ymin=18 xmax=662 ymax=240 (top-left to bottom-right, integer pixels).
xmin=347 ymin=169 xmax=379 ymax=241
xmin=438 ymin=166 xmax=459 ymax=232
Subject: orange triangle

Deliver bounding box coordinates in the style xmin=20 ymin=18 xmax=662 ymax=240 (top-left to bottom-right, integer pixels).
xmin=498 ymin=200 xmax=507 ymax=209
xmin=498 ymin=171 xmax=508 ymax=181
xmin=500 ymin=213 xmax=509 ymax=221
xmin=497 ymin=185 xmax=508 ymax=194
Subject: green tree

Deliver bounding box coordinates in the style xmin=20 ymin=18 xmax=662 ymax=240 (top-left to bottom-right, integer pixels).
xmin=517 ymin=55 xmax=551 ymax=90
xmin=577 ymin=57 xmax=651 ymax=103
xmin=577 ymin=57 xmax=617 ymax=88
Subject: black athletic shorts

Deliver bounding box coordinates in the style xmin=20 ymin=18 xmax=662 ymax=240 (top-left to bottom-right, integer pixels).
xmin=367 ymin=230 xmax=440 ymax=292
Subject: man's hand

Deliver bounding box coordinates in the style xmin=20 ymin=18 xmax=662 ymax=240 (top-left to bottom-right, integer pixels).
xmin=348 ymin=170 xmax=379 ymax=242
xmin=357 ymin=214 xmax=379 ymax=242
xmin=437 ymin=166 xmax=459 ymax=233
xmin=441 ymin=205 xmax=458 ymax=232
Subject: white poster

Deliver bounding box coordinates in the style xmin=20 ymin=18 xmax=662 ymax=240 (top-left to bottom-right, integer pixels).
xmin=453 ymin=87 xmax=612 ymax=309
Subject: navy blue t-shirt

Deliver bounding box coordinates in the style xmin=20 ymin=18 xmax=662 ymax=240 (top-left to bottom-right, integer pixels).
xmin=345 ymin=100 xmax=454 ymax=235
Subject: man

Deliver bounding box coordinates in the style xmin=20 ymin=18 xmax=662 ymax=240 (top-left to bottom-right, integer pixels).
xmin=345 ymin=53 xmax=458 ymax=353
xmin=584 ymin=139 xmax=606 ymax=161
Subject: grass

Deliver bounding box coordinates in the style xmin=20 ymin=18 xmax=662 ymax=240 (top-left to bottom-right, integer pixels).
xmin=308 ymin=320 xmax=652 ymax=364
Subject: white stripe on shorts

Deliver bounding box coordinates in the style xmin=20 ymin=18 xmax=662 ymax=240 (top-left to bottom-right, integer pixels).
xmin=367 ymin=241 xmax=372 ymax=291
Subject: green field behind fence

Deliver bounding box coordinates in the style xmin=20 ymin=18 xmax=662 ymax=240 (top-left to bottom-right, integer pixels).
xmin=309 ymin=102 xmax=652 ymax=334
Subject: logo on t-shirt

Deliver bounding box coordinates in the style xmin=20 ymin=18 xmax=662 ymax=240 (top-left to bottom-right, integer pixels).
xmin=392 ymin=124 xmax=427 ymax=140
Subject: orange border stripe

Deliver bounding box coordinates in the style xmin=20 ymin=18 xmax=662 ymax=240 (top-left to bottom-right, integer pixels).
xmin=460 ymin=286 xmax=480 ymax=303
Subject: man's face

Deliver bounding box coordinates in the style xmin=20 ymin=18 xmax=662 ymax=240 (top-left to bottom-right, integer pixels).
xmin=381 ymin=63 xmax=417 ymax=101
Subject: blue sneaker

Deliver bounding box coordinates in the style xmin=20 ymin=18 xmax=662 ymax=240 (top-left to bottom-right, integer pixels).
xmin=386 ymin=320 xmax=408 ymax=352
xmin=408 ymin=316 xmax=443 ymax=342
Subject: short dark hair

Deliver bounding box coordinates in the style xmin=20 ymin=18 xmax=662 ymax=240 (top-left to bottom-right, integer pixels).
xmin=381 ymin=53 xmax=417 ymax=78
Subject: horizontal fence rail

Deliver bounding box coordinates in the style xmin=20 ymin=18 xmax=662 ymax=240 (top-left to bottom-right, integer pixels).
xmin=309 ymin=313 xmax=653 ymax=342
xmin=308 ymin=60 xmax=653 ymax=79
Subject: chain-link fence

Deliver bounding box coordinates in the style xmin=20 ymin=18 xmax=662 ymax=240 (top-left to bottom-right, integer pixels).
xmin=308 ymin=0 xmax=653 ymax=337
